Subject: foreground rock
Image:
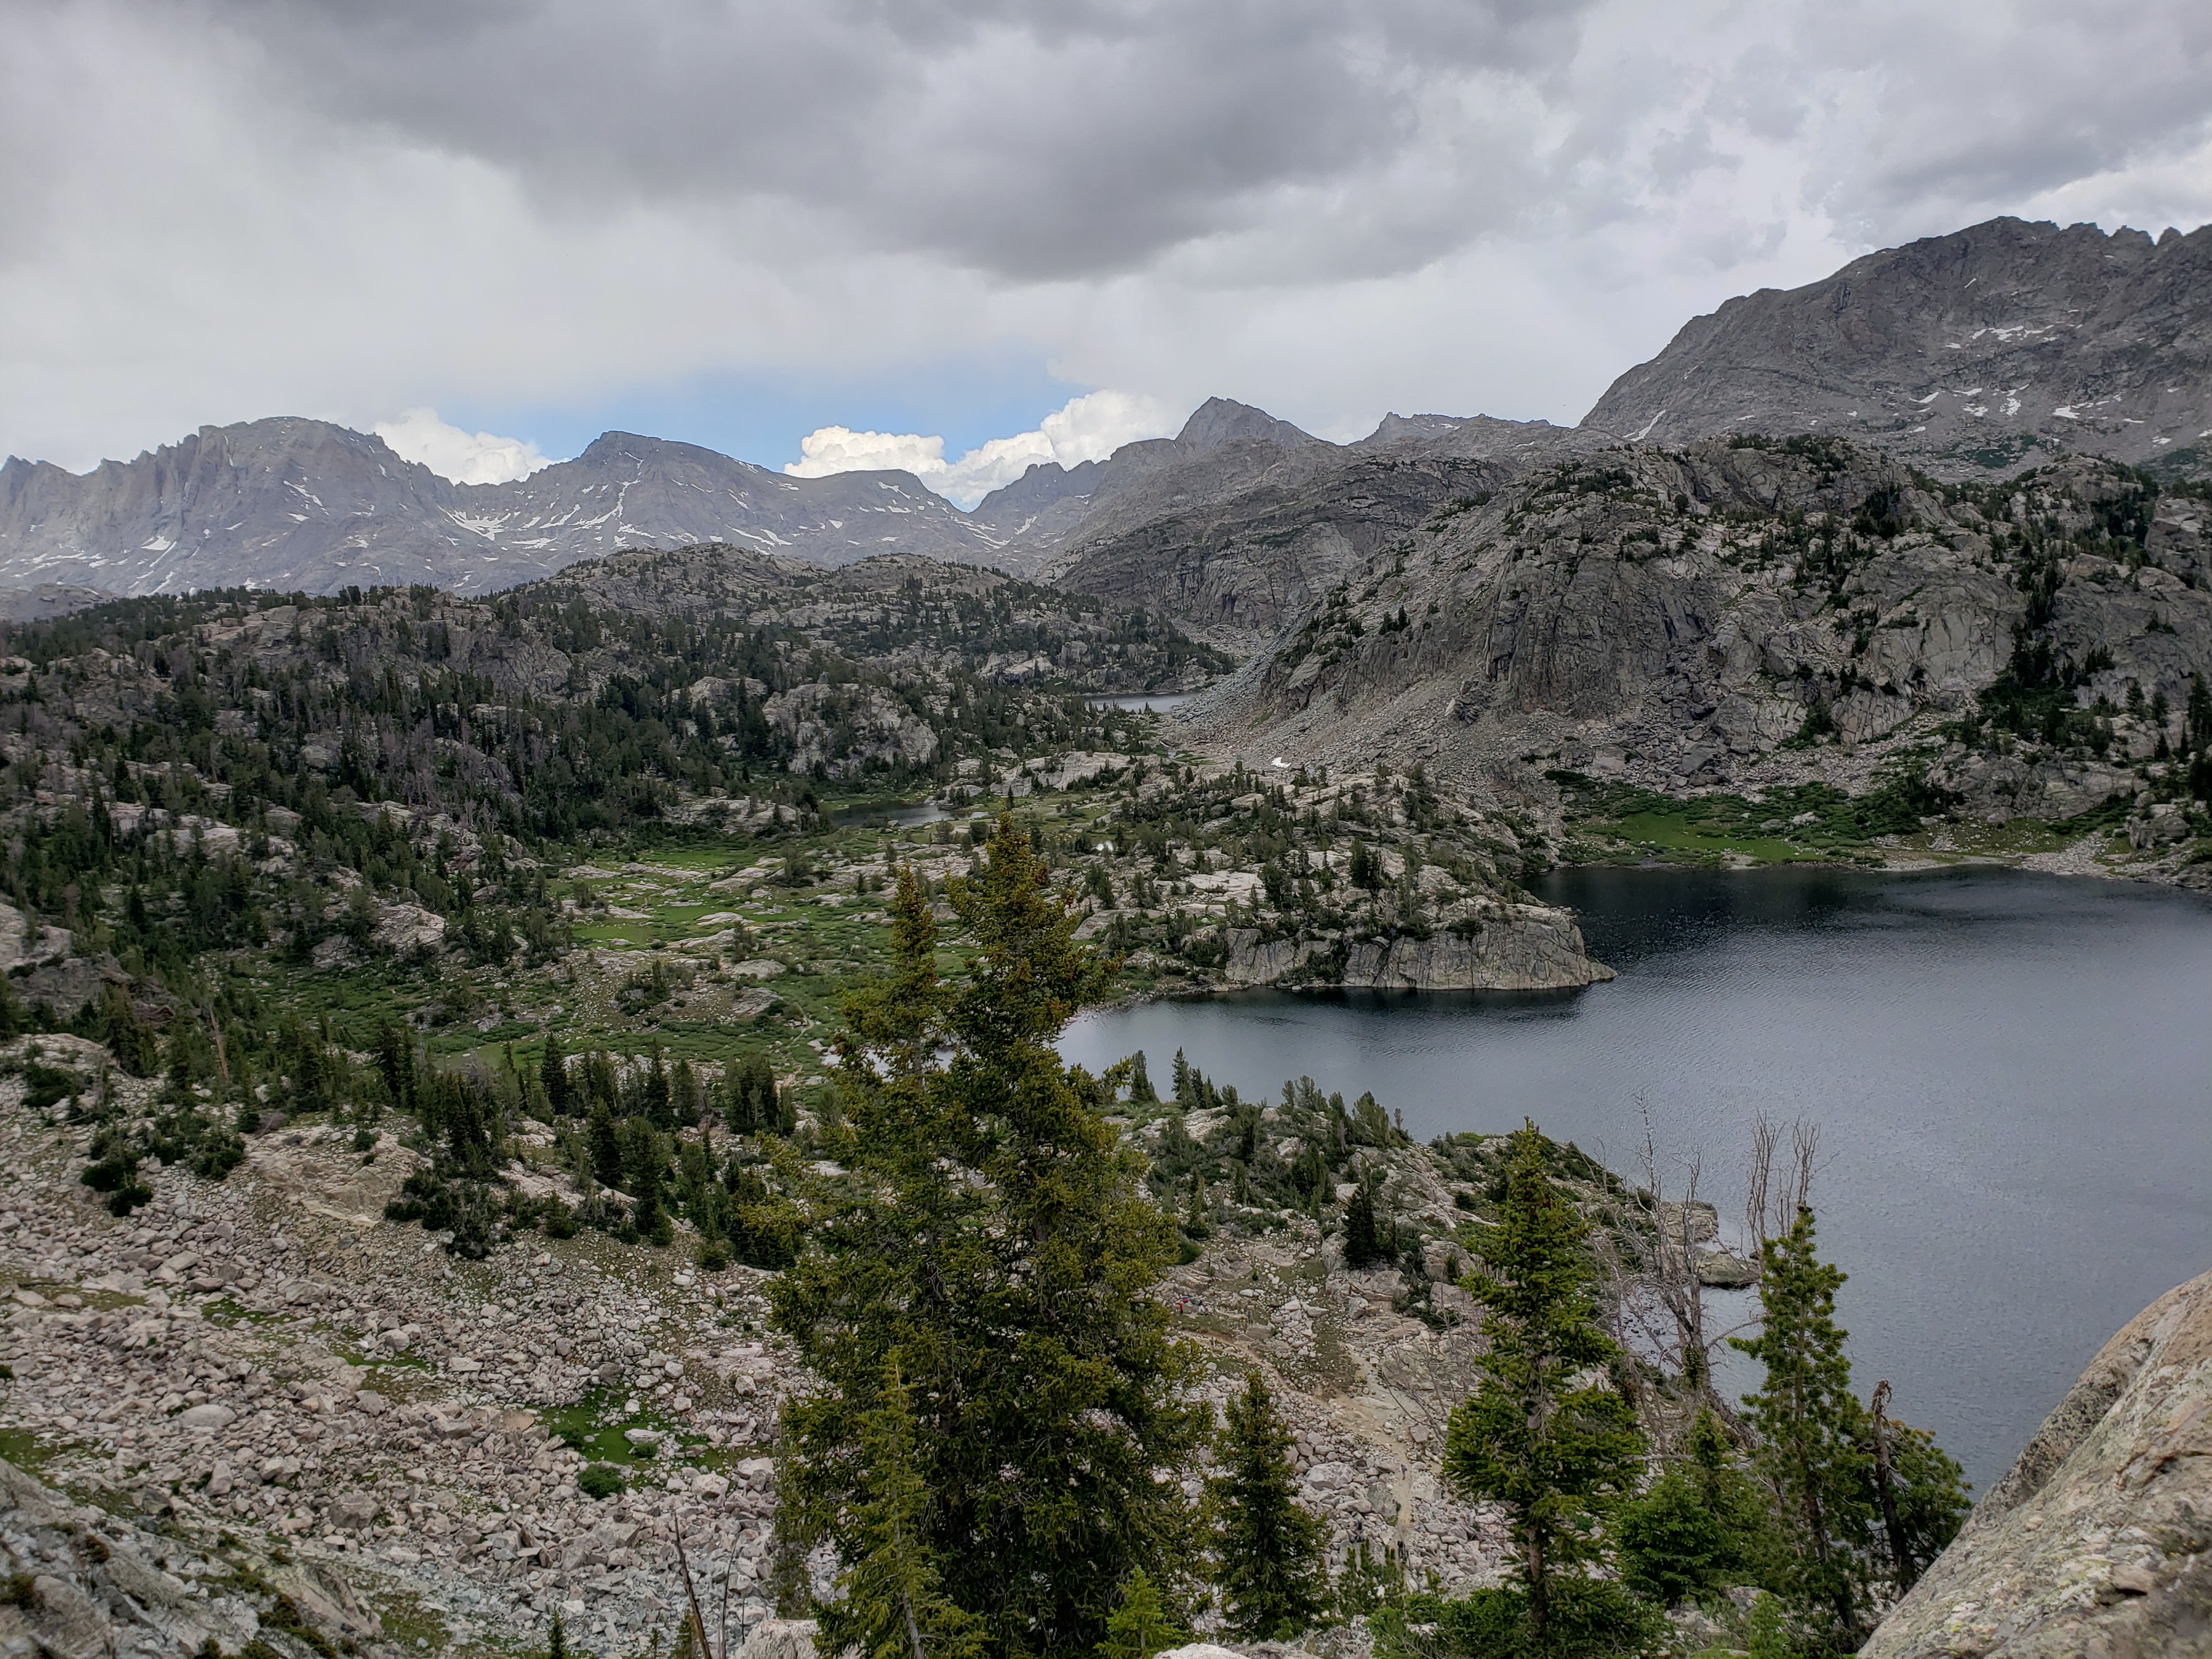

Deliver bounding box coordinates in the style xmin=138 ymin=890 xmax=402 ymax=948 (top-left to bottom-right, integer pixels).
xmin=0 ymin=1452 xmax=383 ymax=1659
xmin=1863 ymin=1267 xmax=2212 ymax=1658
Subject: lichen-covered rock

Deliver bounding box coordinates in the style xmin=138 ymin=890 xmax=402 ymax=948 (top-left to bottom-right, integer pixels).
xmin=735 ymin=1618 xmax=820 ymax=1659
xmin=1861 ymin=1267 xmax=2212 ymax=1659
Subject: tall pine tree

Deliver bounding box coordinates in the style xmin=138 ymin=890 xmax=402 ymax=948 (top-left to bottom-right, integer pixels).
xmin=774 ymin=822 xmax=1206 ymax=1659
xmin=1730 ymin=1208 xmax=1870 ymax=1640
xmin=1206 ymin=1371 xmax=1329 ymax=1640
xmin=1443 ymin=1124 xmax=1644 ymax=1644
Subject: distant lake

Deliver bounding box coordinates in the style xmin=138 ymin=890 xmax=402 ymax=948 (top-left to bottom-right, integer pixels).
xmin=1087 ymin=692 xmax=1201 ymax=713
xmin=1061 ymin=866 xmax=2212 ymax=1492
xmin=833 ymin=799 xmax=951 ymax=828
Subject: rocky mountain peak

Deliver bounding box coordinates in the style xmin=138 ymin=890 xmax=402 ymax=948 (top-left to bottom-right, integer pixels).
xmin=1175 ymin=396 xmax=1325 ymax=452
xmin=1582 ymin=215 xmax=2212 ymax=478
xmin=1361 ymin=412 xmax=1470 ymax=445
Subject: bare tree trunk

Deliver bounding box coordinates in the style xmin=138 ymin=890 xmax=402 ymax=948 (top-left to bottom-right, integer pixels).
xmin=1870 ymin=1380 xmax=1916 ymax=1590
xmin=1747 ymin=1113 xmax=1823 ymax=1243
xmin=1789 ymin=1120 xmax=1821 ymax=1220
xmin=1526 ymin=1525 xmax=1548 ymax=1639
xmin=1746 ymin=1114 xmax=1776 ymax=1246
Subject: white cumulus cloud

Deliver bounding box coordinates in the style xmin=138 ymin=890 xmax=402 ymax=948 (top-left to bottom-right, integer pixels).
xmin=785 ymin=390 xmax=1179 ymax=508
xmin=373 ymin=408 xmax=554 ymax=486
xmin=784 ymin=427 xmax=952 ymax=478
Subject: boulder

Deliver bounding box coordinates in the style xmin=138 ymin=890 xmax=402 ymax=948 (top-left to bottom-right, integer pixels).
xmin=1862 ymin=1267 xmax=2212 ymax=1658
xmin=734 ymin=1618 xmax=819 ymax=1659
xmin=328 ymin=1493 xmax=380 ymax=1532
xmin=1694 ymin=1250 xmax=1759 ymax=1289
xmin=175 ymin=1403 xmax=235 ymax=1429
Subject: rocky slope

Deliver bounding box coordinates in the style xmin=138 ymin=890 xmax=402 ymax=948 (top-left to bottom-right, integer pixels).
xmin=1862 ymin=1265 xmax=2212 ymax=1658
xmin=0 ymin=421 xmax=1009 ymax=597
xmin=1189 ymin=437 xmax=2212 ymax=842
xmin=1584 ymin=216 xmax=2212 ymax=480
xmin=1 ymin=1446 xmax=388 ymax=1659
xmin=0 ymin=1038 xmax=1547 ymax=1659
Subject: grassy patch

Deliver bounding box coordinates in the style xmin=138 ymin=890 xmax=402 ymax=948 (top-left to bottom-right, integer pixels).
xmin=0 ymin=1427 xmax=81 ymax=1477
xmin=362 ymin=1585 xmax=453 ymax=1655
xmin=540 ymin=1387 xmax=706 ymax=1467
xmin=1553 ymin=772 xmax=1974 ymax=867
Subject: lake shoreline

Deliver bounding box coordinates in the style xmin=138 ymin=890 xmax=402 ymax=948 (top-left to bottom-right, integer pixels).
xmin=1063 ymin=862 xmax=2212 ymax=1493
xmin=1089 ymin=834 xmax=2200 ymax=1013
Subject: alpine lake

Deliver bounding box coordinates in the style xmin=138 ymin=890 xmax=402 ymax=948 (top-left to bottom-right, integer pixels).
xmin=1060 ymin=864 xmax=2212 ymax=1493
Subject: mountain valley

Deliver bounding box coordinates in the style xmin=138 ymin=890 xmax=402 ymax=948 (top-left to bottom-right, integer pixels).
xmin=3 ymin=209 xmax=2211 ymax=1659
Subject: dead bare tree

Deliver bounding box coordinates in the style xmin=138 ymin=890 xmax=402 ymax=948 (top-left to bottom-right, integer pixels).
xmin=673 ymin=1509 xmax=719 ymax=1659
xmin=1867 ymin=1380 xmax=1920 ymax=1592
xmin=1744 ymin=1114 xmax=1775 ymax=1249
xmin=1593 ymin=1098 xmax=1762 ymax=1451
xmin=1745 ymin=1113 xmax=1824 ymax=1245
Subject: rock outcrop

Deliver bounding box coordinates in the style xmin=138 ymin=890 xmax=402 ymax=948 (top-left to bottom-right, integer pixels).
xmin=1863 ymin=1267 xmax=2212 ymax=1658
xmin=1583 ymin=216 xmax=2212 ymax=479
xmin=1223 ymin=904 xmax=1613 ymax=993
xmin=1197 ymin=438 xmax=2212 ymax=810
xmin=0 ymin=1452 xmax=383 ymax=1659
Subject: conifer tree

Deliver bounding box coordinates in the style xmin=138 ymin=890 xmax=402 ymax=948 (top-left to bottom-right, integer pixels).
xmin=1615 ymin=1409 xmax=1770 ymax=1606
xmin=1443 ymin=1124 xmax=1644 ymax=1643
xmin=1730 ymin=1208 xmax=1870 ymax=1638
xmin=586 ymin=1096 xmax=624 ymax=1192
xmin=540 ymin=1033 xmax=571 ymax=1118
xmin=820 ymin=1361 xmax=983 ymax=1659
xmin=1207 ymin=1371 xmax=1329 ymax=1640
xmin=1097 ymin=1568 xmax=1184 ymax=1659
xmin=1873 ymin=1411 xmax=1970 ymax=1590
xmin=1126 ymin=1050 xmax=1156 ymax=1105
xmin=1341 ymin=1165 xmax=1390 ymax=1269
xmin=774 ymin=821 xmax=1206 ymax=1659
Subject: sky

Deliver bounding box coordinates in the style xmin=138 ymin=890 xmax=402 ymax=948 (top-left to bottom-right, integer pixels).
xmin=4 ymin=1 xmax=2210 ymax=508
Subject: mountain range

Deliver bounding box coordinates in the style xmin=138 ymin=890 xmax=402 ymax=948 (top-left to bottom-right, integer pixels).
xmin=0 ymin=215 xmax=2203 ymax=612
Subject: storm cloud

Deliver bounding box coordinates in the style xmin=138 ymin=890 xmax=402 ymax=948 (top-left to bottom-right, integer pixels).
xmin=4 ymin=0 xmax=2209 ymax=475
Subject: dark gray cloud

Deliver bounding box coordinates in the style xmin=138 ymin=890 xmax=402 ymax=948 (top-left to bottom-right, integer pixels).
xmin=2 ymin=0 xmax=2208 ymax=477
xmin=209 ymin=0 xmax=1596 ymax=278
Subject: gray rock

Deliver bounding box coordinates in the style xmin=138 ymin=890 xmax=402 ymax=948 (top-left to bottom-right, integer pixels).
xmin=1863 ymin=1266 xmax=2212 ymax=1658
xmin=30 ymin=1577 xmax=108 ymax=1659
xmin=1694 ymin=1250 xmax=1760 ymax=1289
xmin=328 ymin=1492 xmax=380 ymax=1531
xmin=734 ymin=1620 xmax=820 ymax=1659
xmin=174 ymin=1403 xmax=235 ymax=1429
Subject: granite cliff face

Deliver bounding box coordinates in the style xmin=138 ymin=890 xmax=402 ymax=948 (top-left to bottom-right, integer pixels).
xmin=1224 ymin=901 xmax=1612 ymax=992
xmin=1862 ymin=1267 xmax=2212 ymax=1658
xmin=0 ymin=420 xmax=1007 ymax=597
xmin=1584 ymin=217 xmax=2212 ymax=479
xmin=1192 ymin=438 xmax=2212 ymax=821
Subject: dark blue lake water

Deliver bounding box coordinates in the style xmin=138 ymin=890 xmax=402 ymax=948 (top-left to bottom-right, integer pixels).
xmin=1060 ymin=866 xmax=2212 ymax=1492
